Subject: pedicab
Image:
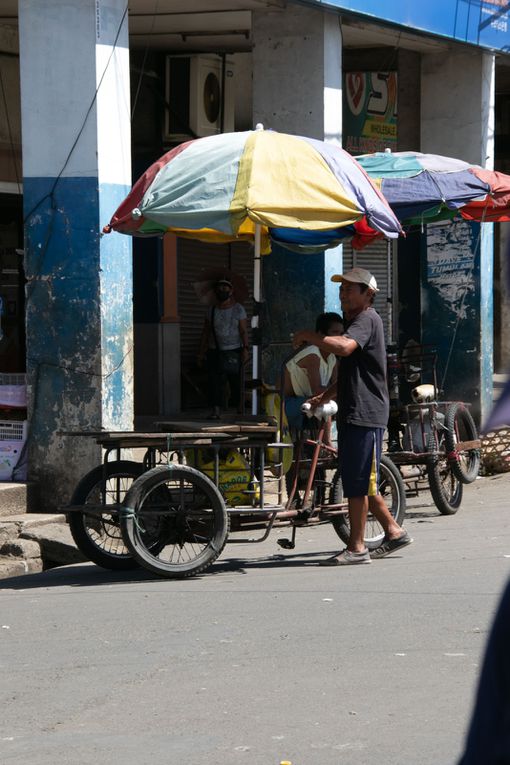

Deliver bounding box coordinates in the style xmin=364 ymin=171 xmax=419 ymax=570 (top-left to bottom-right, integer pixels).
xmin=385 ymin=344 xmax=480 ymax=515
xmin=66 ymin=126 xmax=403 ymax=576
xmin=65 ymin=400 xmax=406 ymax=578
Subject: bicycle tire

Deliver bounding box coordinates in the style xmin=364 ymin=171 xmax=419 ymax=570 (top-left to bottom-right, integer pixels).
xmin=68 ymin=461 xmax=143 ymax=570
xmin=426 ymin=433 xmax=463 ymax=514
xmin=444 ymin=403 xmax=480 ymax=484
xmin=120 ymin=464 xmax=229 ymax=579
xmin=329 ymin=454 xmax=407 ymax=549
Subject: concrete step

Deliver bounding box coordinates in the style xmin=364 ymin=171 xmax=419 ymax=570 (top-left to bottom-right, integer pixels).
xmin=0 ymin=557 xmax=43 ymax=578
xmin=20 ymin=522 xmax=86 ymax=567
xmin=0 ymin=482 xmax=40 ymax=517
xmin=0 ymin=513 xmax=65 ymax=545
xmin=0 ymin=514 xmax=86 ymax=579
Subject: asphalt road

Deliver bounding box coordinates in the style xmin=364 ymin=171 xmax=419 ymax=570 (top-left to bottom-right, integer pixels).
xmin=1 ymin=473 xmax=509 ymax=765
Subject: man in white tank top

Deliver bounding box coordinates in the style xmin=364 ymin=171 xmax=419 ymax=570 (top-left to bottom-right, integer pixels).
xmin=284 ymin=312 xmax=343 ymax=444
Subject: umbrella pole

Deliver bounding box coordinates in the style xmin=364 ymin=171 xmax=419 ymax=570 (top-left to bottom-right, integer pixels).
xmin=387 ymin=238 xmax=394 ymax=346
xmin=252 ymin=224 xmax=261 ymax=415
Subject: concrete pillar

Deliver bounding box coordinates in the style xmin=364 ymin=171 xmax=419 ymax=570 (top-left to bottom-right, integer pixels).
xmin=19 ymin=0 xmax=133 ymax=508
xmin=421 ymin=50 xmax=495 ymax=421
xmin=252 ymin=5 xmax=343 ymax=381
xmin=495 ymin=223 xmax=510 ymax=371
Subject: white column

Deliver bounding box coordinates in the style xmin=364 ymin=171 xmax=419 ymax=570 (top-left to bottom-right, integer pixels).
xmin=421 ymin=50 xmax=494 ymax=168
xmin=253 ymin=5 xmax=342 ymax=140
xmin=19 ymin=0 xmax=133 ymax=508
xmin=252 ymin=6 xmax=343 ymax=380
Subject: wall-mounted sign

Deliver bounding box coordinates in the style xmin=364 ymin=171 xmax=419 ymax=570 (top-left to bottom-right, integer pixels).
xmin=343 ymin=72 xmax=397 ymax=155
xmin=310 ymin=1 xmax=510 ymax=52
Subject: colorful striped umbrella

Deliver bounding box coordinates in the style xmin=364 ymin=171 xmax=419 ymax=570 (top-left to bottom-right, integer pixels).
xmin=356 ymin=150 xmax=510 ymax=227
xmin=104 ymin=127 xmax=401 ymax=250
xmin=104 ymin=126 xmax=401 ymax=412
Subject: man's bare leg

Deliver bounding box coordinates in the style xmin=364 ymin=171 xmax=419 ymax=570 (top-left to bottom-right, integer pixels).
xmin=347 ymin=496 xmax=368 ymax=552
xmin=368 ymin=494 xmax=405 ymax=541
xmin=320 ymin=494 xmax=372 ymax=564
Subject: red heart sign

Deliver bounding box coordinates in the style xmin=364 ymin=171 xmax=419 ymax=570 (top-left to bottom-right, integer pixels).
xmin=346 ymin=72 xmax=365 ymax=116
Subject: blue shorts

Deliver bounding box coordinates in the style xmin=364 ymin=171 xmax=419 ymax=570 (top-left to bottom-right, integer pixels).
xmin=284 ymin=396 xmax=307 ymax=432
xmin=339 ymin=424 xmax=384 ymax=498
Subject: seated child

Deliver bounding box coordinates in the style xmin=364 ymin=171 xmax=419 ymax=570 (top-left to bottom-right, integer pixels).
xmin=284 ymin=312 xmax=343 ymax=443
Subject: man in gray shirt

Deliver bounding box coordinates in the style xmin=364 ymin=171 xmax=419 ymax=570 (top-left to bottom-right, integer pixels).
xmin=293 ymin=267 xmax=411 ymax=565
xmin=198 ymin=278 xmax=249 ymax=418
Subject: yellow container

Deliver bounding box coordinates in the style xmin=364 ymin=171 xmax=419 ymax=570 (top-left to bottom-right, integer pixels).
xmin=186 ymin=448 xmax=258 ymax=507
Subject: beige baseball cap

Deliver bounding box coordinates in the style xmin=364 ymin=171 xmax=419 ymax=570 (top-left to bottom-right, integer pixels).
xmin=331 ymin=267 xmax=379 ymax=292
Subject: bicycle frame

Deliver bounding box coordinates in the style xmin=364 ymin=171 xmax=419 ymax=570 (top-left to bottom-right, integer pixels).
xmin=285 ymin=418 xmax=338 ymax=513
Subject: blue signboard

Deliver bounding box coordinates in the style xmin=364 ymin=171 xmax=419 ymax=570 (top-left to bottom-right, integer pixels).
xmin=308 ymin=0 xmax=510 ymax=52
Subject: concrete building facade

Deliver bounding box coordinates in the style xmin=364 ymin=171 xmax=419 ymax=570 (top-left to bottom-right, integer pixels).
xmin=0 ymin=0 xmax=510 ymax=507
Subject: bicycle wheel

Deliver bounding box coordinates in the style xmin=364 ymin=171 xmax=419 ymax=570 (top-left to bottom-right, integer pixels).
xmin=68 ymin=461 xmax=143 ymax=570
xmin=444 ymin=403 xmax=480 ymax=484
xmin=426 ymin=440 xmax=463 ymax=515
xmin=120 ymin=464 xmax=229 ymax=579
xmin=329 ymin=455 xmax=407 ymax=549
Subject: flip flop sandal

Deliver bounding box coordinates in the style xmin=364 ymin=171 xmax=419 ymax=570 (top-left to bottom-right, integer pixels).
xmin=370 ymin=531 xmax=413 ymax=559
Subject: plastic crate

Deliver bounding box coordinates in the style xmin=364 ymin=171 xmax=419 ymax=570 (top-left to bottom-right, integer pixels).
xmin=0 ymin=373 xmax=27 ymax=408
xmin=0 ymin=420 xmax=28 ymax=481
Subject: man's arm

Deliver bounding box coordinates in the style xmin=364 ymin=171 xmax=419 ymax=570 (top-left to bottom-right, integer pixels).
xmin=293 ymin=330 xmax=358 ymax=357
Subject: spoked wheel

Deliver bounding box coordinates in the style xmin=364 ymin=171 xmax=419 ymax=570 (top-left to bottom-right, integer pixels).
xmin=120 ymin=464 xmax=229 ymax=579
xmin=444 ymin=403 xmax=480 ymax=484
xmin=329 ymin=455 xmax=407 ymax=549
xmin=426 ymin=435 xmax=463 ymax=515
xmin=68 ymin=461 xmax=148 ymax=570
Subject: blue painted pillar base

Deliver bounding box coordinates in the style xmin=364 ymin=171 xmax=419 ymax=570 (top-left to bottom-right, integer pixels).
xmin=24 ymin=178 xmax=133 ymax=507
xmin=421 ymin=220 xmax=493 ymax=424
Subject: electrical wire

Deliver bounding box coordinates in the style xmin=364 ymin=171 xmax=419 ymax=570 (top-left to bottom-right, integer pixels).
xmin=131 ymin=0 xmax=159 ymax=120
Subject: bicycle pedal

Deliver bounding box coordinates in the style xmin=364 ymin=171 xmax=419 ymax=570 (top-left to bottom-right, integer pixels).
xmin=277 ymin=538 xmax=295 ymax=550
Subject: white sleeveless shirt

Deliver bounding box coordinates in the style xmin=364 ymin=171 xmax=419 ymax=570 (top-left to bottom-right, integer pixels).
xmin=286 ymin=345 xmax=336 ymax=397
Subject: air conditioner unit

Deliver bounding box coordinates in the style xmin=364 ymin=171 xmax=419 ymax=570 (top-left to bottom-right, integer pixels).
xmin=164 ymin=54 xmax=235 ymax=143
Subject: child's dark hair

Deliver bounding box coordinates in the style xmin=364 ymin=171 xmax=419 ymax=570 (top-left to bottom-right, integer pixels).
xmin=315 ymin=312 xmax=343 ymax=335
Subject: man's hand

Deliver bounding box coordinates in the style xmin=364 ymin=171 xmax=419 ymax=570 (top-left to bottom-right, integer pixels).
xmin=307 ymin=391 xmax=328 ymax=409
xmin=197 ymin=352 xmax=205 ymax=368
xmin=241 ymin=347 xmax=250 ymax=364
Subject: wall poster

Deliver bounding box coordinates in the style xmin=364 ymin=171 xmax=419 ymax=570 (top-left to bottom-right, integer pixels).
xmin=343 ymin=71 xmax=397 ymax=155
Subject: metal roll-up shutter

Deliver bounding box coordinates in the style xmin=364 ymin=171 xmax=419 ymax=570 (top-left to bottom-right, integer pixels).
xmin=177 ymin=239 xmax=254 ymax=369
xmin=341 ymin=239 xmax=397 ymax=344
xmin=177 ymin=239 xmax=224 ymax=368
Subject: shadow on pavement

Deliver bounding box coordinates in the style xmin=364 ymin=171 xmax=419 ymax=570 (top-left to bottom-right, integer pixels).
xmin=0 ymin=550 xmax=330 ymax=590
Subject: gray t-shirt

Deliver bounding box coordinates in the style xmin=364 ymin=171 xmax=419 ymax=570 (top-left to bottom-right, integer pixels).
xmin=208 ymin=303 xmax=247 ymax=351
xmin=337 ymin=307 xmax=389 ymax=428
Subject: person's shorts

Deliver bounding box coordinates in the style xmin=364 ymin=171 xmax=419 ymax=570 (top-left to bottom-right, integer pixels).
xmin=338 ymin=423 xmax=384 ymax=498
xmin=284 ymin=396 xmax=307 ymax=431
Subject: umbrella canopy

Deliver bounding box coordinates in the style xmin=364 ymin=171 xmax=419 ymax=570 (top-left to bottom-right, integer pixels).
xmin=356 ymin=151 xmax=510 ymax=226
xmin=104 ymin=127 xmax=402 ymax=414
xmin=104 ymin=127 xmax=401 ymax=251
